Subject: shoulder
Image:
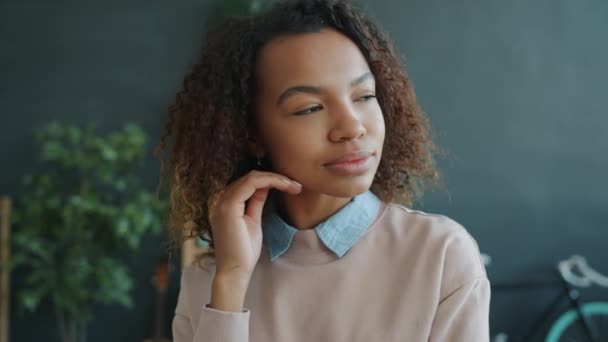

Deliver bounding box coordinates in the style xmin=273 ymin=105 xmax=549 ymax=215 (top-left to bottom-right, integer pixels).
xmin=381 ymin=203 xmax=487 ymax=286
xmin=380 ymin=203 xmax=474 ymax=241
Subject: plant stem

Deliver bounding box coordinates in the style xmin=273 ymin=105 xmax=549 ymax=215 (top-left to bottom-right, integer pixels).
xmin=57 ymin=308 xmax=67 ymax=342
xmin=79 ymin=319 xmax=87 ymax=342
xmin=80 ymin=178 xmax=90 ymax=196
xmin=69 ymin=314 xmax=76 ymax=342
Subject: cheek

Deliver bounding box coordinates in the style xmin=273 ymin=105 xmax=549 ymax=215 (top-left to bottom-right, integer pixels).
xmin=368 ymin=106 xmax=386 ymax=143
xmin=378 ymin=115 xmax=386 ymax=142
xmin=264 ymin=125 xmax=324 ymax=172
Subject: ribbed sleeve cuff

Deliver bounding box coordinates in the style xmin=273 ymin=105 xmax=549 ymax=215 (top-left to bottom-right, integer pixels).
xmin=194 ymin=304 xmax=250 ymax=342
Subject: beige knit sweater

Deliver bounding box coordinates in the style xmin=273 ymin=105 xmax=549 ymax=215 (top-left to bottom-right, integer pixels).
xmin=173 ymin=201 xmax=490 ymax=341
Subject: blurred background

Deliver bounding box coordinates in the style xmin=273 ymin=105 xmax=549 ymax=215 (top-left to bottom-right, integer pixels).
xmin=1 ymin=0 xmax=606 ymax=341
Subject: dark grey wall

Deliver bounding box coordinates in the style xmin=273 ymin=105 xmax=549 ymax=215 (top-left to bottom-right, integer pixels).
xmin=2 ymin=0 xmax=607 ymax=340
xmin=1 ymin=0 xmax=216 ymax=341
xmin=363 ymin=0 xmax=608 ymax=336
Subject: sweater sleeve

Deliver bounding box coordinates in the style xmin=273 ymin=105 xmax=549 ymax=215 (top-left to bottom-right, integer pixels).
xmin=428 ymin=225 xmax=491 ymax=341
xmin=428 ymin=276 xmax=491 ymax=341
xmin=172 ymin=266 xmax=251 ymax=342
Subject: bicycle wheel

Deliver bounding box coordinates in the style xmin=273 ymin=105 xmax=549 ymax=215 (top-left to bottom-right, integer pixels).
xmin=545 ymin=301 xmax=608 ymax=342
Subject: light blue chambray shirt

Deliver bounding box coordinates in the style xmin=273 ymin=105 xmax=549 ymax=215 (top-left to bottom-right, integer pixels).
xmin=261 ymin=190 xmax=382 ymax=262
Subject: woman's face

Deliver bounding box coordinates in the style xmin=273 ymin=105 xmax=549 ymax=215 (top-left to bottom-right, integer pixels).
xmin=253 ymin=27 xmax=385 ymax=197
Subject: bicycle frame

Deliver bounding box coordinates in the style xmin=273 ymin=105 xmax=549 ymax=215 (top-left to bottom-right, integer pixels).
xmin=492 ymin=269 xmax=600 ymax=341
xmin=553 ymin=269 xmax=599 ymax=341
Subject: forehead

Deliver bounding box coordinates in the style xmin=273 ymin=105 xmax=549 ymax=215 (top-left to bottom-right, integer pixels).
xmin=255 ymin=28 xmax=371 ymax=91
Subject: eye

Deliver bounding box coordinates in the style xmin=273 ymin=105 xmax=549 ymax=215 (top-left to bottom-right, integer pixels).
xmin=356 ymin=94 xmax=376 ymax=102
xmin=294 ymin=105 xmax=323 ymax=115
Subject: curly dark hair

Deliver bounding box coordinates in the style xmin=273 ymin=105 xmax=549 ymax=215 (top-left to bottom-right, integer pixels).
xmin=155 ymin=0 xmax=444 ymax=261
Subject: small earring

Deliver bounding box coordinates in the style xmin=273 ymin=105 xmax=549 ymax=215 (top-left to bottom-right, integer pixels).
xmin=256 ymin=156 xmax=262 ymax=167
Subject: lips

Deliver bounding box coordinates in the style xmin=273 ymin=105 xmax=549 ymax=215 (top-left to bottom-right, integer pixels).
xmin=324 ymin=150 xmax=374 ymax=165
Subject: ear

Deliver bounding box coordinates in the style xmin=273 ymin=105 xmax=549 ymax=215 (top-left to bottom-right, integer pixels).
xmin=247 ymin=141 xmax=261 ymax=156
xmin=246 ymin=132 xmax=266 ymax=158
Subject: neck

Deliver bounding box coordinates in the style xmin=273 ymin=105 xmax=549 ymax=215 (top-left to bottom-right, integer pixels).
xmin=276 ymin=189 xmax=353 ymax=230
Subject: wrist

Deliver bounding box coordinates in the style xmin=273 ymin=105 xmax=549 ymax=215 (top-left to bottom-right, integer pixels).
xmin=215 ymin=269 xmax=252 ymax=285
xmin=209 ymin=273 xmax=250 ymax=313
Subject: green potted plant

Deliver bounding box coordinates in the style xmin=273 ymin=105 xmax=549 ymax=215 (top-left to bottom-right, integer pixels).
xmin=11 ymin=121 xmax=167 ymax=342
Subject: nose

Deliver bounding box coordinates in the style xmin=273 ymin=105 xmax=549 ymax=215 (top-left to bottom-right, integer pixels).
xmin=328 ymin=102 xmax=367 ymax=142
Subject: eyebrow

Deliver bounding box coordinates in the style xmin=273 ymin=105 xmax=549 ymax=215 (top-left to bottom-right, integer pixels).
xmin=275 ymin=71 xmax=374 ymax=106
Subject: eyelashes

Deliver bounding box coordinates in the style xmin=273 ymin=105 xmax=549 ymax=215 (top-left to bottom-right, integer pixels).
xmin=356 ymin=94 xmax=376 ymax=102
xmin=293 ymin=94 xmax=376 ymax=116
xmin=294 ymin=105 xmax=323 ymax=116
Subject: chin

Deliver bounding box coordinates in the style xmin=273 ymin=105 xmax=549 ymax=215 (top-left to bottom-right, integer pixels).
xmin=309 ymin=178 xmax=374 ymax=198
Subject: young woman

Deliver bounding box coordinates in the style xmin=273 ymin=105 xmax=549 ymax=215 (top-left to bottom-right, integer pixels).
xmin=157 ymin=0 xmax=490 ymax=341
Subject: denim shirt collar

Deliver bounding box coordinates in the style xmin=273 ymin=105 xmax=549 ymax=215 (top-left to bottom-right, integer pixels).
xmin=261 ymin=190 xmax=382 ymax=262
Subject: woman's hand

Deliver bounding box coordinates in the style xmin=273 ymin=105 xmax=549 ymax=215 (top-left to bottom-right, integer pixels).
xmin=208 ymin=170 xmax=302 ymax=280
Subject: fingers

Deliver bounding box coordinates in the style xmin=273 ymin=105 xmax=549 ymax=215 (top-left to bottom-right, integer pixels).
xmin=218 ymin=171 xmax=302 ymax=216
xmin=244 ymin=187 xmax=270 ymax=221
xmin=232 ymin=171 xmax=301 ymax=202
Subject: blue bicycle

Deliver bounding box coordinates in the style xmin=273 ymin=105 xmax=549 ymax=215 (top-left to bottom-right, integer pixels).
xmin=484 ymin=254 xmax=608 ymax=342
